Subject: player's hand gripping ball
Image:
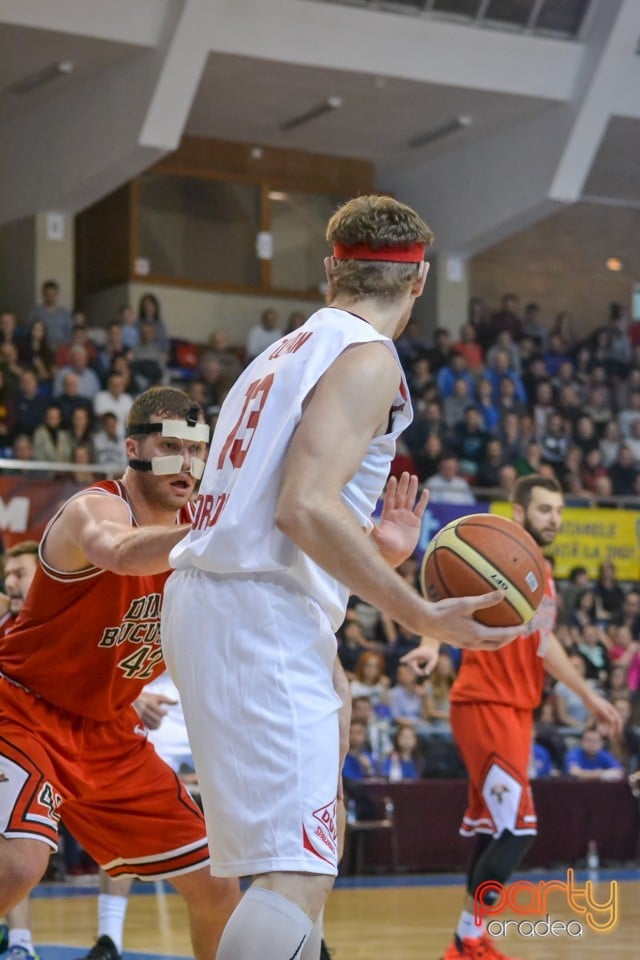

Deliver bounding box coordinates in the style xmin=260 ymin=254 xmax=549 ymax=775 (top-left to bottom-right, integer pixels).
xmin=420 ymin=513 xmax=546 ymax=628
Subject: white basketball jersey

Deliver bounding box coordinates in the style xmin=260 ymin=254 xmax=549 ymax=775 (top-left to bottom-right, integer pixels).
xmin=170 ymin=307 xmax=412 ymax=628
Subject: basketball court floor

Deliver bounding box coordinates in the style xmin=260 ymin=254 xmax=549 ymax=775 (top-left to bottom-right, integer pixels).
xmin=29 ymin=868 xmax=640 ymax=960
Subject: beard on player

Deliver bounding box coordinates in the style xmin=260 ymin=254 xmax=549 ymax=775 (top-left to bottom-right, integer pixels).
xmin=523 ymin=515 xmax=557 ymax=548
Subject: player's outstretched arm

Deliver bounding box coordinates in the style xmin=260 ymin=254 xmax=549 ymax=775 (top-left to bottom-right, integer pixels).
xmin=544 ymin=633 xmax=623 ymax=734
xmin=401 ymin=637 xmax=440 ymax=676
xmin=135 ymin=691 xmax=178 ymax=730
xmin=275 ymin=342 xmax=518 ymax=651
xmin=42 ymin=493 xmax=190 ymax=576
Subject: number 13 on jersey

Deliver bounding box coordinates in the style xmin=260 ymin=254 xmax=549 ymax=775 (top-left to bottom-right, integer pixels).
xmin=217 ymin=374 xmax=274 ymax=470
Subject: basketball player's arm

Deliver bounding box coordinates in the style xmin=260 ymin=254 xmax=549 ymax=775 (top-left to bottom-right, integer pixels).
xmin=401 ymin=636 xmax=440 ymax=676
xmin=544 ymin=633 xmax=623 ymax=734
xmin=370 ymin=472 xmax=429 ymax=567
xmin=42 ymin=493 xmax=190 ymax=575
xmin=551 ymin=689 xmax=584 ymax=729
xmin=275 ymin=342 xmax=517 ymax=651
xmin=135 ymin=691 xmax=178 ymax=730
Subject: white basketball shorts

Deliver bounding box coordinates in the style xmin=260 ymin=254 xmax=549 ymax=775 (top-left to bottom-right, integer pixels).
xmin=161 ymin=568 xmax=342 ymax=877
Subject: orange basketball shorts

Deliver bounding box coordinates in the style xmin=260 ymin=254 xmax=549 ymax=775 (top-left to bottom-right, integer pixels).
xmin=450 ymin=700 xmax=537 ymax=838
xmin=0 ymin=677 xmax=209 ymax=879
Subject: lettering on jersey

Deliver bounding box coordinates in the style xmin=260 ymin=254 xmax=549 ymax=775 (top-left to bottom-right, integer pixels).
xmin=192 ymin=492 xmax=229 ymax=531
xmin=117 ymin=644 xmax=164 ymax=680
xmin=98 ymin=593 xmax=163 ymax=648
xmin=268 ymin=330 xmax=313 ymax=359
xmin=38 ymin=782 xmax=62 ymax=822
xmin=97 ymin=592 xmax=165 ymax=680
xmin=312 ymin=799 xmax=338 ymax=854
xmin=217 ymin=373 xmax=275 ymax=470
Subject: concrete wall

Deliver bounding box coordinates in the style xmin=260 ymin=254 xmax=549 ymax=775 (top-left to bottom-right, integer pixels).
xmin=84 ymin=281 xmax=324 ymax=345
xmin=0 ymin=213 xmax=75 ymax=322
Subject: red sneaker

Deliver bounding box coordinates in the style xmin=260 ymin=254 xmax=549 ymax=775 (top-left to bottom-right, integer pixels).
xmin=476 ymin=933 xmax=522 ymax=960
xmin=441 ymin=938 xmax=464 ymax=959
xmin=441 ymin=934 xmax=522 ymax=960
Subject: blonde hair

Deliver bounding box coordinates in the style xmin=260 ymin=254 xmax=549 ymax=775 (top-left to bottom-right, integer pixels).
xmin=326 ymin=195 xmax=433 ymax=302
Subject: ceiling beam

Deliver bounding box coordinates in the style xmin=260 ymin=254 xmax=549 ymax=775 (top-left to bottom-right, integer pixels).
xmin=383 ymin=104 xmax=570 ymax=256
xmin=139 ymin=0 xmax=213 ymax=151
xmin=550 ymin=0 xmax=640 ymax=202
xmin=202 ymin=0 xmax=580 ymax=102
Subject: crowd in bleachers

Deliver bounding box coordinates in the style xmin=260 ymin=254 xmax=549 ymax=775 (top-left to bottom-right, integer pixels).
xmin=0 ymin=284 xmax=233 ymax=472
xmin=394 ymin=293 xmax=640 ymax=505
xmin=1 ymin=282 xmax=640 ymax=847
xmin=340 ymin=289 xmax=640 ymax=789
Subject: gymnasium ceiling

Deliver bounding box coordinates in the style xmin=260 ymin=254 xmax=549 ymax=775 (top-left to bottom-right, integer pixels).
xmin=0 ymin=0 xmax=639 ymax=252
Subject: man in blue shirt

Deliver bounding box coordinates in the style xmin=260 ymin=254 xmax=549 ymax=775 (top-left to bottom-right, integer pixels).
xmin=564 ymin=727 xmax=624 ymax=781
xmin=342 ymin=721 xmax=377 ymax=779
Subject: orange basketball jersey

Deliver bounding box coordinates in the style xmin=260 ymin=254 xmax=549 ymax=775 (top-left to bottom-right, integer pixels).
xmin=451 ymin=559 xmax=557 ymax=710
xmin=0 ymin=480 xmax=193 ymax=721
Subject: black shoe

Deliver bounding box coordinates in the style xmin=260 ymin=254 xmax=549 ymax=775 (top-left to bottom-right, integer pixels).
xmin=77 ymin=937 xmax=122 ymax=960
xmin=319 ymin=939 xmax=333 ymax=960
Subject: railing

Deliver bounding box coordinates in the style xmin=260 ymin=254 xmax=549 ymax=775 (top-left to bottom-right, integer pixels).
xmin=0 ymin=458 xmax=120 ymax=479
xmin=469 ymin=485 xmax=640 ymax=511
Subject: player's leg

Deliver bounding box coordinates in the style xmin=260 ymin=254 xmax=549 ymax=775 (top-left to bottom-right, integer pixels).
xmin=215 ymin=872 xmax=334 ymax=960
xmin=74 ymin=872 xmax=133 ymax=960
xmin=443 ymin=702 xmax=536 ymax=960
xmin=469 ymin=829 xmax=535 ymax=898
xmin=0 ymin=838 xmax=48 ymax=914
xmin=0 ymin=705 xmax=62 ymax=913
xmin=6 ymin=895 xmax=38 ymax=960
xmin=170 ymin=867 xmax=242 ymax=960
xmin=0 ymin=681 xmax=70 ymax=913
xmin=60 ymin=717 xmax=240 ymax=960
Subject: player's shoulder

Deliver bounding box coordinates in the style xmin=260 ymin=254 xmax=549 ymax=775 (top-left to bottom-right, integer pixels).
xmin=62 ymin=479 xmax=132 ymax=522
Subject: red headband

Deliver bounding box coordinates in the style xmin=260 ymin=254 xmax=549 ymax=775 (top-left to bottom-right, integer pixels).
xmin=333 ymin=241 xmax=426 ymax=263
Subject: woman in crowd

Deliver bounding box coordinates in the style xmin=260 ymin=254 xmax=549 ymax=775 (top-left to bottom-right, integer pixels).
xmin=19 ymin=319 xmax=55 ymax=383
xmin=381 ymin=725 xmax=423 ymax=782
xmin=32 ymin=403 xmax=73 ymax=464
xmin=423 ymin=651 xmax=456 ymax=733
xmin=350 ymin=651 xmax=391 ymax=714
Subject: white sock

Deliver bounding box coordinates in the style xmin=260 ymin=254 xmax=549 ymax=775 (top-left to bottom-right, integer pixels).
xmin=456 ymin=910 xmax=483 ymax=942
xmin=8 ymin=929 xmax=35 ymax=954
xmin=217 ymin=887 xmax=313 ymax=960
xmin=97 ymin=894 xmax=128 ymax=953
xmin=300 ymin=909 xmax=323 ymax=960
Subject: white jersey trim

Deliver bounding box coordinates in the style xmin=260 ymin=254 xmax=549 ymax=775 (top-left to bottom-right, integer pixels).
xmin=39 ymin=481 xmax=134 ymax=584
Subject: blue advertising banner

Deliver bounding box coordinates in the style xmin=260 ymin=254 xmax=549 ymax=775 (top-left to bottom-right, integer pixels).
xmin=416 ymin=502 xmax=489 ymax=559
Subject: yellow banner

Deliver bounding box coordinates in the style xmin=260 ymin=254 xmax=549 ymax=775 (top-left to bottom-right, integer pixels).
xmin=490 ymin=502 xmax=640 ymax=581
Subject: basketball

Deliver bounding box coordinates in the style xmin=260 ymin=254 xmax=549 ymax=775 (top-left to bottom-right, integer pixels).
xmin=420 ymin=513 xmax=546 ymax=628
